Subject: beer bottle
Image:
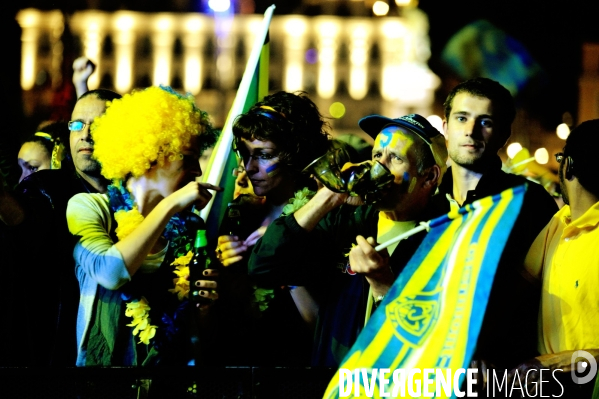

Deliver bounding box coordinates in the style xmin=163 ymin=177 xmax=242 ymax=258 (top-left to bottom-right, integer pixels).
xmin=189 ymin=228 xmax=213 ymax=305
xmin=224 ymin=202 xmax=243 ymax=237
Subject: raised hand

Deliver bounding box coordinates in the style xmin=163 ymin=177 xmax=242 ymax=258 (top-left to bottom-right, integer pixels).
xmin=72 ymin=56 xmax=96 ymax=98
xmin=168 ymin=181 xmax=222 ymax=214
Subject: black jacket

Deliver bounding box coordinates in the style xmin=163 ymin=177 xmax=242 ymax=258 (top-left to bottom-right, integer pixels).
xmin=5 ymin=165 xmax=100 ymax=366
xmin=249 ymin=204 xmax=426 ymax=367
xmin=431 ymin=157 xmax=558 ymax=369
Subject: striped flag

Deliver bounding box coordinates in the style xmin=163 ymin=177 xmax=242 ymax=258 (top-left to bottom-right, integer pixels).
xmin=199 ymin=4 xmax=275 ymax=237
xmin=323 ymin=185 xmax=526 ymax=398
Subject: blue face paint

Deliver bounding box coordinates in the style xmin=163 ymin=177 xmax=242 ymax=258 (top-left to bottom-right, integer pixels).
xmin=403 ymin=171 xmax=410 ymax=182
xmin=379 ymin=132 xmax=392 ymax=148
xmin=266 ymin=162 xmax=280 ymax=176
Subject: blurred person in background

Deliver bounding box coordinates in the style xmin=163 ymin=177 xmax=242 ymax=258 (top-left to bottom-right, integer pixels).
xmin=0 ymin=89 xmax=122 ymax=366
xmin=17 ymin=121 xmax=70 ymax=183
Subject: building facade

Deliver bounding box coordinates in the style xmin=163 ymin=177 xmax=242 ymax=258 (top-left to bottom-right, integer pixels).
xmin=16 ymin=7 xmax=439 ymax=134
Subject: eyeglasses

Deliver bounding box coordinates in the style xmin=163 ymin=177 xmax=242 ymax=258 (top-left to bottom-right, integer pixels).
xmin=555 ymin=152 xmax=564 ymax=163
xmin=68 ymin=120 xmax=91 ymax=132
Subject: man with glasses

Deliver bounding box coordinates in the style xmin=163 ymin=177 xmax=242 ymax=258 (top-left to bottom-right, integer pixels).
xmin=66 ymin=90 xmax=121 ymax=192
xmin=6 ymin=89 xmax=121 ymax=366
xmin=517 ymin=120 xmax=599 ymax=397
xmin=436 ymin=77 xmax=558 ymax=377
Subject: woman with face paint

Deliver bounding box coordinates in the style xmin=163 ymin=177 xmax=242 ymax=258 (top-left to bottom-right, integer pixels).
xmin=214 ymin=91 xmax=331 ymax=366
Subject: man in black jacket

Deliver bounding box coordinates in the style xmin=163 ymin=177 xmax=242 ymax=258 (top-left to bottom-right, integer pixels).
xmin=3 ymin=89 xmax=121 ymax=366
xmin=437 ymin=77 xmax=558 ymax=373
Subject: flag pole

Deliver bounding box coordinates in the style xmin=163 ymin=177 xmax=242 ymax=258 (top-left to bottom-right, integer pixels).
xmin=199 ymin=4 xmax=276 ymax=222
xmin=374 ymin=222 xmax=430 ymax=252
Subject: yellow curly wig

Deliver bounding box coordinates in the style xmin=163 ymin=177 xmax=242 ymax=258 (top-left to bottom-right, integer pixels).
xmin=91 ymin=86 xmax=215 ymax=180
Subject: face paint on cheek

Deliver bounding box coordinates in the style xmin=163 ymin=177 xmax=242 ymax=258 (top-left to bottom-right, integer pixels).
xmin=407 ymin=177 xmax=417 ymax=193
xmin=402 ymin=171 xmax=410 ymax=183
xmin=266 ymin=162 xmax=281 ymax=177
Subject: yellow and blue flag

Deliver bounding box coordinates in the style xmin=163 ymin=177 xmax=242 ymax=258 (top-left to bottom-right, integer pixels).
xmin=323 ymin=185 xmax=526 ymax=398
xmin=200 ymin=5 xmax=275 ymax=237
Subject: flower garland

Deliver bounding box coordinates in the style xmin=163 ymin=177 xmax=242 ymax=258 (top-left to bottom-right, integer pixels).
xmin=125 ymin=297 xmax=156 ymax=344
xmin=282 ymin=187 xmax=316 ymax=216
xmin=168 ymin=250 xmax=193 ymax=301
xmin=107 ymin=182 xmax=196 ymax=345
xmin=252 ymin=287 xmax=275 ymax=312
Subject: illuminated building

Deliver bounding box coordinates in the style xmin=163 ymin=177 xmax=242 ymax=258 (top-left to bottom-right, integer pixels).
xmin=16 ymin=5 xmax=439 ymax=134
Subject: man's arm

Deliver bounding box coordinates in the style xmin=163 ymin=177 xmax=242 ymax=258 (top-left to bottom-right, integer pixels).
xmin=292 ymin=186 xmax=347 ymax=231
xmin=507 ymin=349 xmax=599 ymax=393
xmin=349 ymin=235 xmax=394 ymax=299
xmin=249 ymin=188 xmax=353 ymax=286
xmin=68 ymin=193 xmax=131 ymax=290
xmin=72 ymin=57 xmax=95 ymax=99
xmin=522 ymin=214 xmax=555 ymax=282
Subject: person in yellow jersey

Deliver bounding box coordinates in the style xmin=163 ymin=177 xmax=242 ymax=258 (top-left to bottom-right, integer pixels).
xmin=517 ymin=119 xmax=599 ymax=398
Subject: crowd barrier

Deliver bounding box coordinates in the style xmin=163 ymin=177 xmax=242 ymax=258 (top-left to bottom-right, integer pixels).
xmin=0 ymin=366 xmax=336 ymax=399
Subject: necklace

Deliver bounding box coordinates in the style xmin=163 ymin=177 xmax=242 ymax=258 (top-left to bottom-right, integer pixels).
xmin=107 ymin=182 xmax=196 ymax=345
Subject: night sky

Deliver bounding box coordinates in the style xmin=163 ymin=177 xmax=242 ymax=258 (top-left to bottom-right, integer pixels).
xmin=418 ymin=0 xmax=598 ymax=128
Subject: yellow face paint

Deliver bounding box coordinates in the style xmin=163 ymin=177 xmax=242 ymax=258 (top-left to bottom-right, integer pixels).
xmin=374 ymin=130 xmax=414 ymax=158
xmin=407 ymin=176 xmax=417 ymax=193
xmin=375 ymin=131 xmax=399 ymax=150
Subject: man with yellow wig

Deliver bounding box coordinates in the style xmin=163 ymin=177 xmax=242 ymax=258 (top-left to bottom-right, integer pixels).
xmin=67 ymin=86 xmax=220 ymax=366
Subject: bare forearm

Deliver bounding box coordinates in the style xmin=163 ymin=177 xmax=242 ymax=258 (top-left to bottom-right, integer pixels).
xmin=293 ymin=188 xmax=345 ymax=232
xmin=536 ymin=349 xmax=599 ymax=371
xmin=74 ymin=82 xmax=89 ymax=99
xmin=114 ymin=198 xmax=176 ymax=276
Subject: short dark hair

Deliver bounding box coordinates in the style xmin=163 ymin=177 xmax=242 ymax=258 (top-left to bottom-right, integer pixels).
xmin=232 ymin=91 xmax=330 ymax=177
xmin=79 ymin=88 xmax=122 ymax=103
xmin=443 ymin=77 xmax=516 ymax=131
xmin=564 ymin=119 xmax=599 ymax=197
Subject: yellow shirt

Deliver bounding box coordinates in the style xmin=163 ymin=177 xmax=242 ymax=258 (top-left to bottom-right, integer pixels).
xmin=376 ymin=212 xmax=416 ymax=256
xmin=524 ymin=201 xmax=599 ymax=354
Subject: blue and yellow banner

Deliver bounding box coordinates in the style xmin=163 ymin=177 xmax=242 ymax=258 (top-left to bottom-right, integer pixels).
xmin=323 ymin=185 xmax=526 ymax=398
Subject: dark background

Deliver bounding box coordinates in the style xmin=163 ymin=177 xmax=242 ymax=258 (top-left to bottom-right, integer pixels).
xmin=419 ymin=0 xmax=598 ymax=130
xmin=3 ymin=0 xmax=598 ymax=158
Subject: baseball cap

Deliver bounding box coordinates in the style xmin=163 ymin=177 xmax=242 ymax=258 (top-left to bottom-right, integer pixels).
xmin=358 ymin=113 xmax=448 ymax=185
